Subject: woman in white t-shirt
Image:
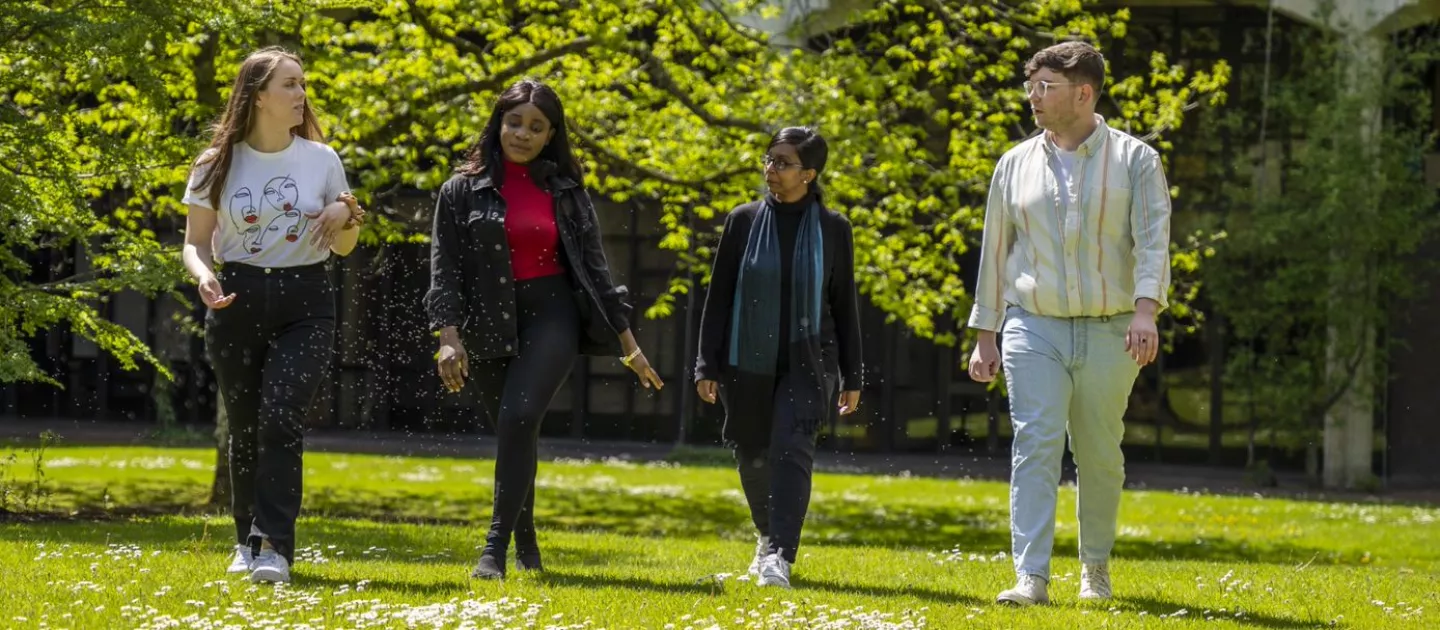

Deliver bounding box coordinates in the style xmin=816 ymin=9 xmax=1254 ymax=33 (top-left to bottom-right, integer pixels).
xmin=181 ymin=46 xmax=364 ymax=585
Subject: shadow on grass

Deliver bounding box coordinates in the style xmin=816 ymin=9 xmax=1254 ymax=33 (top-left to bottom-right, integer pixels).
xmin=6 ymin=478 xmax=1382 ymax=571
xmin=300 ymin=573 xmax=473 ymax=598
xmin=1112 ymin=595 xmax=1324 ymax=629
xmin=799 ymin=577 xmax=988 ymax=606
xmin=537 ymin=570 xmax=717 ymax=595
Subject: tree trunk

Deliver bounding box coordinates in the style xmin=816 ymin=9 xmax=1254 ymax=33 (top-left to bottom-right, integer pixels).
xmin=1207 ymin=314 xmax=1226 ymax=465
xmin=1322 ymin=32 xmax=1381 ymax=490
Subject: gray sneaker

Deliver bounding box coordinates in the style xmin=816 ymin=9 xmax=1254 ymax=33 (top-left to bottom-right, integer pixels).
xmin=249 ymin=549 xmax=291 ymax=584
xmin=996 ymin=574 xmax=1049 ymax=606
xmin=1079 ymin=563 xmax=1112 ymax=600
xmin=756 ymin=551 xmax=791 ymax=589
xmin=747 ymin=536 xmax=770 ymax=576
xmin=226 ymin=544 xmax=254 ymax=574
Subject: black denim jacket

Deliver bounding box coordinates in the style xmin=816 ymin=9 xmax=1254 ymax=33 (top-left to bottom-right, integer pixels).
xmin=425 ymin=164 xmax=632 ymax=359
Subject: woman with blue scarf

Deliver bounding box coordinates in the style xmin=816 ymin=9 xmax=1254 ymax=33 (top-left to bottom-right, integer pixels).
xmin=694 ymin=127 xmax=864 ymax=589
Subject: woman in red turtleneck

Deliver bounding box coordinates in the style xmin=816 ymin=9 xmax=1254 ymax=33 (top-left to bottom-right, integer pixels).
xmin=499 ymin=159 xmax=566 ymax=281
xmin=426 ymin=80 xmax=665 ymax=580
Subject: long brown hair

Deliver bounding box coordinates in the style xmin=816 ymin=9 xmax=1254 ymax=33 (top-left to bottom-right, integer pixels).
xmin=190 ymin=46 xmax=324 ymax=209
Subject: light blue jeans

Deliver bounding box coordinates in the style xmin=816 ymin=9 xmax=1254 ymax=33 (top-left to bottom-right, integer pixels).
xmin=1001 ymin=306 xmax=1141 ymax=579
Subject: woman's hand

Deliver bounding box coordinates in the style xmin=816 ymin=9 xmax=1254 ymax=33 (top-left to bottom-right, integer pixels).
xmin=198 ymin=274 xmax=236 ymax=309
xmin=626 ymin=351 xmax=665 ymax=390
xmin=436 ymin=327 xmax=469 ymax=394
xmin=837 ymin=390 xmax=861 ymax=415
xmin=696 ymin=379 xmax=718 ymax=404
xmin=305 ymin=201 xmax=351 ymax=251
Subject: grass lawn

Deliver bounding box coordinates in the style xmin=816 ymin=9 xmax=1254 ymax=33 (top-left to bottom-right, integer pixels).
xmin=1 ymin=445 xmax=1437 ymax=629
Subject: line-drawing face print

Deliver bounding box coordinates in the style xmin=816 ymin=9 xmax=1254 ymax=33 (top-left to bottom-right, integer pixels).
xmin=260 ymin=175 xmax=307 ymax=246
xmin=252 ymin=220 xmax=283 ymax=253
xmin=229 ymin=187 xmax=263 ymax=253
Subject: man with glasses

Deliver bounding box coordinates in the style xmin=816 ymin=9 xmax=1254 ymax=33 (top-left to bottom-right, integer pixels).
xmin=966 ymin=41 xmax=1172 ymax=606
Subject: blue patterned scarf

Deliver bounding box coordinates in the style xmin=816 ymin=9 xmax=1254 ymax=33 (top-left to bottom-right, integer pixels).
xmin=728 ymin=197 xmax=824 ymax=374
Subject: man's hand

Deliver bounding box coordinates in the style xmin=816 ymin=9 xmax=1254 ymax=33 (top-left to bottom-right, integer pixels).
xmin=967 ymin=330 xmax=1001 ymax=383
xmin=1126 ymin=298 xmax=1161 ymax=366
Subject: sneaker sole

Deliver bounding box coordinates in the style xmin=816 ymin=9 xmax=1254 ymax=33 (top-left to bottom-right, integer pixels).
xmin=249 ymin=568 xmax=290 ymax=584
xmin=996 ymin=594 xmax=1046 ymax=606
xmin=757 ymin=577 xmax=791 ymax=588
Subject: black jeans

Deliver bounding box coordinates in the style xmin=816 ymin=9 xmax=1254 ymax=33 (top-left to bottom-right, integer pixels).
xmin=205 ymin=262 xmax=335 ymax=564
xmin=469 ymin=274 xmax=579 ymax=557
xmin=733 ymin=372 xmax=825 ymax=564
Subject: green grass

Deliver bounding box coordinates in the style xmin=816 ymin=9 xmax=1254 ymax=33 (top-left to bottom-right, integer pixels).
xmin=1 ymin=445 xmax=1438 ymax=629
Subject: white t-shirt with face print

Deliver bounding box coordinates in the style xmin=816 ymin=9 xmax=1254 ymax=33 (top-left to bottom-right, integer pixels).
xmin=183 ymin=138 xmax=350 ymax=268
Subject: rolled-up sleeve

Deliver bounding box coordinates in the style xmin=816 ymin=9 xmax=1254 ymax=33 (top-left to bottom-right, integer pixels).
xmin=967 ymin=156 xmax=1014 ymax=332
xmin=1130 ymin=150 xmax=1171 ymax=311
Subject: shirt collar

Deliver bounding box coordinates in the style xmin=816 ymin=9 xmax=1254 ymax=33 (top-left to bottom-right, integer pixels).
xmin=1042 ymin=114 xmax=1109 ymax=158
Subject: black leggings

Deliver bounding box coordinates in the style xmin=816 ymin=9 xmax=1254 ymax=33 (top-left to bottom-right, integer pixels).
xmin=205 ymin=262 xmax=335 ymax=564
xmin=469 ymin=274 xmax=579 ymax=555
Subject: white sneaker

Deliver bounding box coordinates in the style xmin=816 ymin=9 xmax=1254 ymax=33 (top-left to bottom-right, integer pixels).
xmin=756 ymin=551 xmax=791 ymax=588
xmin=226 ymin=545 xmax=254 ymax=574
xmin=996 ymin=574 xmax=1049 ymax=606
xmin=1079 ymin=563 xmax=1112 ymax=600
xmin=249 ymin=549 xmax=291 ymax=584
xmin=747 ymin=535 xmax=770 ymax=576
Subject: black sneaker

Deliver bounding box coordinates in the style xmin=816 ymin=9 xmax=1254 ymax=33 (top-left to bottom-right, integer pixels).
xmin=471 ymin=553 xmax=505 ymax=580
xmin=515 ymin=549 xmax=544 ymax=572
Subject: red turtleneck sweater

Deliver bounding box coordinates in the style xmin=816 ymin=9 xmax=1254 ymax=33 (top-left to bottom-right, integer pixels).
xmin=499 ymin=160 xmax=565 ymax=281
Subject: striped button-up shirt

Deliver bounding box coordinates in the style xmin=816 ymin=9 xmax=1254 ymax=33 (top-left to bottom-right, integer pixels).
xmin=968 ymin=115 xmax=1172 ymax=332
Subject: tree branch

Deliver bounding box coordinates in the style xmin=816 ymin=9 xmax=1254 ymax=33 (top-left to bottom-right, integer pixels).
xmin=1307 ymin=343 xmax=1370 ymax=421
xmin=697 ymin=0 xmax=806 ymax=51
xmin=1136 ymin=101 xmax=1203 ymax=143
xmin=348 ymin=36 xmax=600 ymax=149
xmin=412 ymin=4 xmax=492 ymax=75
xmin=572 ymin=126 xmax=750 ymax=189
xmin=622 ymin=44 xmax=772 ymax=135
xmin=979 ymin=0 xmax=1056 ymax=41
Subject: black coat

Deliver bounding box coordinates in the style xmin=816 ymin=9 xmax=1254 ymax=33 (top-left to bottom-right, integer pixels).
xmin=694 ymin=198 xmax=864 ymax=449
xmin=425 ymin=165 xmax=631 ymax=359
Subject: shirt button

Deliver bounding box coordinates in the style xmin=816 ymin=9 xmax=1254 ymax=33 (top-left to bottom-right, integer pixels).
xmin=264 ymin=268 xmax=272 ymax=274
xmin=505 ymin=344 xmax=514 ymax=352
xmin=502 ymin=312 xmax=510 ymax=320
xmin=499 ymin=278 xmax=508 ymax=285
xmin=494 ymin=244 xmax=502 ymax=251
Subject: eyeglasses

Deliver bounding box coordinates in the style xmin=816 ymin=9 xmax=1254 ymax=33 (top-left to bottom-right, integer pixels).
xmin=762 ymin=155 xmax=803 ymax=172
xmin=1023 ymin=80 xmax=1077 ymax=97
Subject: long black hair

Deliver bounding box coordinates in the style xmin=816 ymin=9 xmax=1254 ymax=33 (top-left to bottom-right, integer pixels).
xmin=457 ymin=79 xmax=583 ymax=185
xmin=767 ymin=126 xmax=828 ymax=194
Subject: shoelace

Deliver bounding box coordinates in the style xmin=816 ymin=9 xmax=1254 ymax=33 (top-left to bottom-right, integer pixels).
xmin=1083 ymin=566 xmax=1111 ymax=592
xmin=764 ymin=550 xmax=789 ymax=574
